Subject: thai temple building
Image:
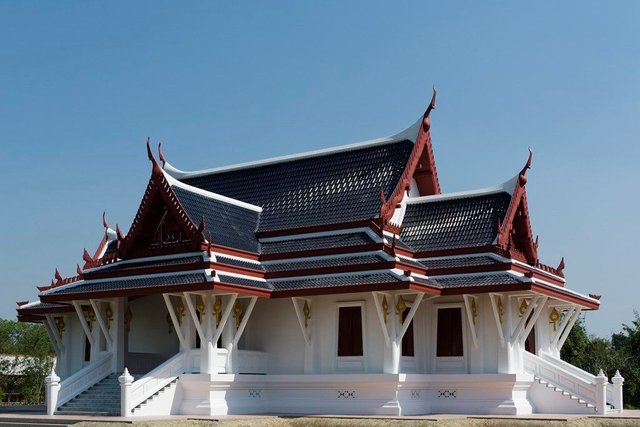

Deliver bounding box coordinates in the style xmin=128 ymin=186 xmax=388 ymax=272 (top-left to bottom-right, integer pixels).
xmin=16 ymin=90 xmax=623 ymax=416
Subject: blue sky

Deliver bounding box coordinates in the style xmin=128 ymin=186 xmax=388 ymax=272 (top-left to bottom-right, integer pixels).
xmin=1 ymin=1 xmax=638 ymax=338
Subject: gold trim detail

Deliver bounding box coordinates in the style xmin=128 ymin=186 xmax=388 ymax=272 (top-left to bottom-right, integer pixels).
xmin=497 ymin=296 xmax=504 ymax=324
xmin=175 ymin=299 xmax=185 ymax=326
xmin=213 ymin=296 xmax=222 ymax=326
xmin=381 ymin=295 xmax=389 ymax=324
xmin=471 ymin=298 xmax=478 ymax=325
xmin=395 ymin=295 xmax=407 ymax=317
xmin=233 ymin=300 xmax=244 ymax=328
xmin=84 ymin=306 xmax=96 ymax=331
xmin=303 ymin=300 xmax=311 ymax=328
xmin=549 ymin=307 xmax=560 ymax=332
xmin=54 ymin=316 xmax=65 ymax=338
xmin=518 ymin=299 xmax=529 ymax=317
xmin=105 ymin=304 xmax=113 ymax=330
xmin=196 ymin=296 xmax=205 ymax=322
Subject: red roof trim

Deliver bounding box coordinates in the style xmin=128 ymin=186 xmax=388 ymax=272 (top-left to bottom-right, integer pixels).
xmin=380 ymin=88 xmax=441 ymax=225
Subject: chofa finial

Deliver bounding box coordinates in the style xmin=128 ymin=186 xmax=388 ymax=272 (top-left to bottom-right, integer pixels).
xmin=422 ymin=86 xmax=437 ymax=132
xmin=158 ymin=143 xmax=167 ymax=167
xmin=102 ymin=211 xmax=109 ymax=230
xmin=54 ymin=268 xmax=63 ymax=282
xmin=146 ymin=137 xmax=163 ymax=175
xmin=518 ymin=147 xmax=533 ymax=186
xmin=557 ymin=257 xmax=565 ymax=274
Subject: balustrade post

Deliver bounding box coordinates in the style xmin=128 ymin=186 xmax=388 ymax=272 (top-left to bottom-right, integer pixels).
xmin=44 ymin=367 xmax=60 ymax=416
xmin=595 ymin=369 xmax=608 ymax=413
xmin=612 ymin=370 xmax=624 ymax=412
xmin=119 ymin=368 xmax=134 ymax=416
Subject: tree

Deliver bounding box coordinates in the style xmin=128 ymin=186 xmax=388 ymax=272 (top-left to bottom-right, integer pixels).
xmin=0 ymin=319 xmax=54 ymax=404
xmin=561 ymin=313 xmax=639 ymax=409
xmin=611 ymin=311 xmax=640 ymax=409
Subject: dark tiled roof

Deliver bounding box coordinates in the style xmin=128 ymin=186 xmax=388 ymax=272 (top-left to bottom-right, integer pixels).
xmin=400 ymin=192 xmax=512 ymax=252
xmin=260 ymin=232 xmax=376 ymax=255
xmin=180 ymin=140 xmax=414 ymax=232
xmin=271 ymin=273 xmax=400 ymax=291
xmin=427 ymin=272 xmax=524 ymax=288
xmin=95 ymin=254 xmax=204 ymax=273
xmin=396 ymin=256 xmax=426 ymax=270
xmin=217 ymin=274 xmax=272 ymax=290
xmin=263 ymin=254 xmax=386 ymax=272
xmin=18 ymin=302 xmax=70 ymax=312
xmin=172 ymin=186 xmax=261 ymax=253
xmin=44 ymin=273 xmax=209 ymax=296
xmin=216 ymin=255 xmax=264 ymax=271
xmin=419 ymin=255 xmax=503 ymax=269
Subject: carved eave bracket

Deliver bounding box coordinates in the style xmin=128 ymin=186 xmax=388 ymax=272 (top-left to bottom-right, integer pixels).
xmin=379 ymin=87 xmax=441 ymax=225
xmin=118 ymin=139 xmax=205 ymax=259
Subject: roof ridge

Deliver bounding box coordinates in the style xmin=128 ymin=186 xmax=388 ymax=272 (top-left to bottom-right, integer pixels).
xmin=162 ymin=119 xmax=421 ymax=179
xmin=164 ymin=170 xmax=263 ymax=212
xmin=405 ymin=175 xmax=518 ymax=205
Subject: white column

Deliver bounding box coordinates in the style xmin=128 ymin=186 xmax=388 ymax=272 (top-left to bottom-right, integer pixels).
xmin=201 ymin=294 xmax=216 ymax=374
xmin=389 ymin=298 xmax=401 ymax=374
xmin=595 ymin=369 xmax=608 ymax=414
xmin=612 ymin=370 xmax=624 ymax=412
xmin=119 ymin=368 xmax=134 ymax=416
xmin=112 ymin=298 xmax=126 ymax=372
xmin=44 ymin=368 xmax=60 ymax=416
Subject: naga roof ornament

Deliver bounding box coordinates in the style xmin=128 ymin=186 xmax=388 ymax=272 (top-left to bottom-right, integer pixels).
xmin=518 ymin=147 xmax=533 ymax=187
xmin=422 ymin=86 xmax=437 ymax=132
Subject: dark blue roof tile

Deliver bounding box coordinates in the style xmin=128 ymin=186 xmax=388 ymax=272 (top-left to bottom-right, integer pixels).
xmin=172 ymin=186 xmax=261 ymax=253
xmin=180 ymin=140 xmax=414 ymax=232
xmin=401 ymin=192 xmax=512 ymax=252
xmin=45 ymin=273 xmax=208 ymax=296
xmin=260 ymin=232 xmax=375 ymax=255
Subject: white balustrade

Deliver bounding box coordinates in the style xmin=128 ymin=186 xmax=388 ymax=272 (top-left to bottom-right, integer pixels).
xmin=540 ymin=352 xmax=618 ymax=408
xmin=56 ymin=352 xmax=113 ymax=408
xmin=524 ymin=351 xmax=618 ymax=413
xmin=125 ymin=350 xmax=196 ymax=414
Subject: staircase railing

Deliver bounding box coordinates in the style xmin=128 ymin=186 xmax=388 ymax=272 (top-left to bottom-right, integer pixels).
xmin=56 ymin=352 xmax=113 ymax=408
xmin=126 ymin=349 xmax=196 ymax=412
xmin=539 ymin=352 xmax=615 ymax=406
xmin=524 ymin=351 xmax=612 ymax=412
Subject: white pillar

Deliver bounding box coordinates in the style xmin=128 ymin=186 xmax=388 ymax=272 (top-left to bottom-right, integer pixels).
xmin=112 ymin=298 xmax=126 ymax=372
xmin=388 ymin=301 xmax=401 ymax=374
xmin=612 ymin=370 xmax=624 ymax=412
xmin=200 ymin=294 xmax=216 ymax=374
xmin=595 ymin=369 xmax=608 ymax=414
xmin=119 ymin=368 xmax=134 ymax=416
xmin=44 ymin=368 xmax=60 ymax=416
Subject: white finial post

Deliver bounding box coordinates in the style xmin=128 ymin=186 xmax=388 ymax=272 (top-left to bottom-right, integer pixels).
xmin=119 ymin=367 xmax=134 ymax=416
xmin=44 ymin=367 xmax=61 ymax=416
xmin=595 ymin=369 xmax=608 ymax=414
xmin=612 ymin=370 xmax=624 ymax=413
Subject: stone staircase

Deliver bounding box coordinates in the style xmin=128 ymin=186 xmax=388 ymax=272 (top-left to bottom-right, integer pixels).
xmin=132 ymin=378 xmax=178 ymax=415
xmin=56 ymin=373 xmax=124 ymax=416
xmin=533 ymin=376 xmax=599 ymax=413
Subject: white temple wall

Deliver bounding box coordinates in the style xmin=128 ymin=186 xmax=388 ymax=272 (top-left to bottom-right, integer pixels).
xmin=127 ymin=294 xmax=179 ymax=357
xmin=67 ymin=314 xmax=86 ymax=376
xmin=241 ymin=297 xmax=305 ymax=374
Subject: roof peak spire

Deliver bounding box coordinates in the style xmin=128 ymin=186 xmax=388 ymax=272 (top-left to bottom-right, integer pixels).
xmin=146 ymin=137 xmax=163 ymax=176
xmin=518 ymin=147 xmax=533 ymax=186
xmin=422 ymin=86 xmax=436 ymax=132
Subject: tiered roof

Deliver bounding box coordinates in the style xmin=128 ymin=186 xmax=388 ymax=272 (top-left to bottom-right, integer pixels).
xmin=17 ymin=91 xmax=600 ymax=321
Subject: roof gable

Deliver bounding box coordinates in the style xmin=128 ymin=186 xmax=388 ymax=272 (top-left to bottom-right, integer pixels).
xmin=400 ymin=191 xmax=512 ymax=252
xmin=179 ymin=139 xmax=414 ymax=232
